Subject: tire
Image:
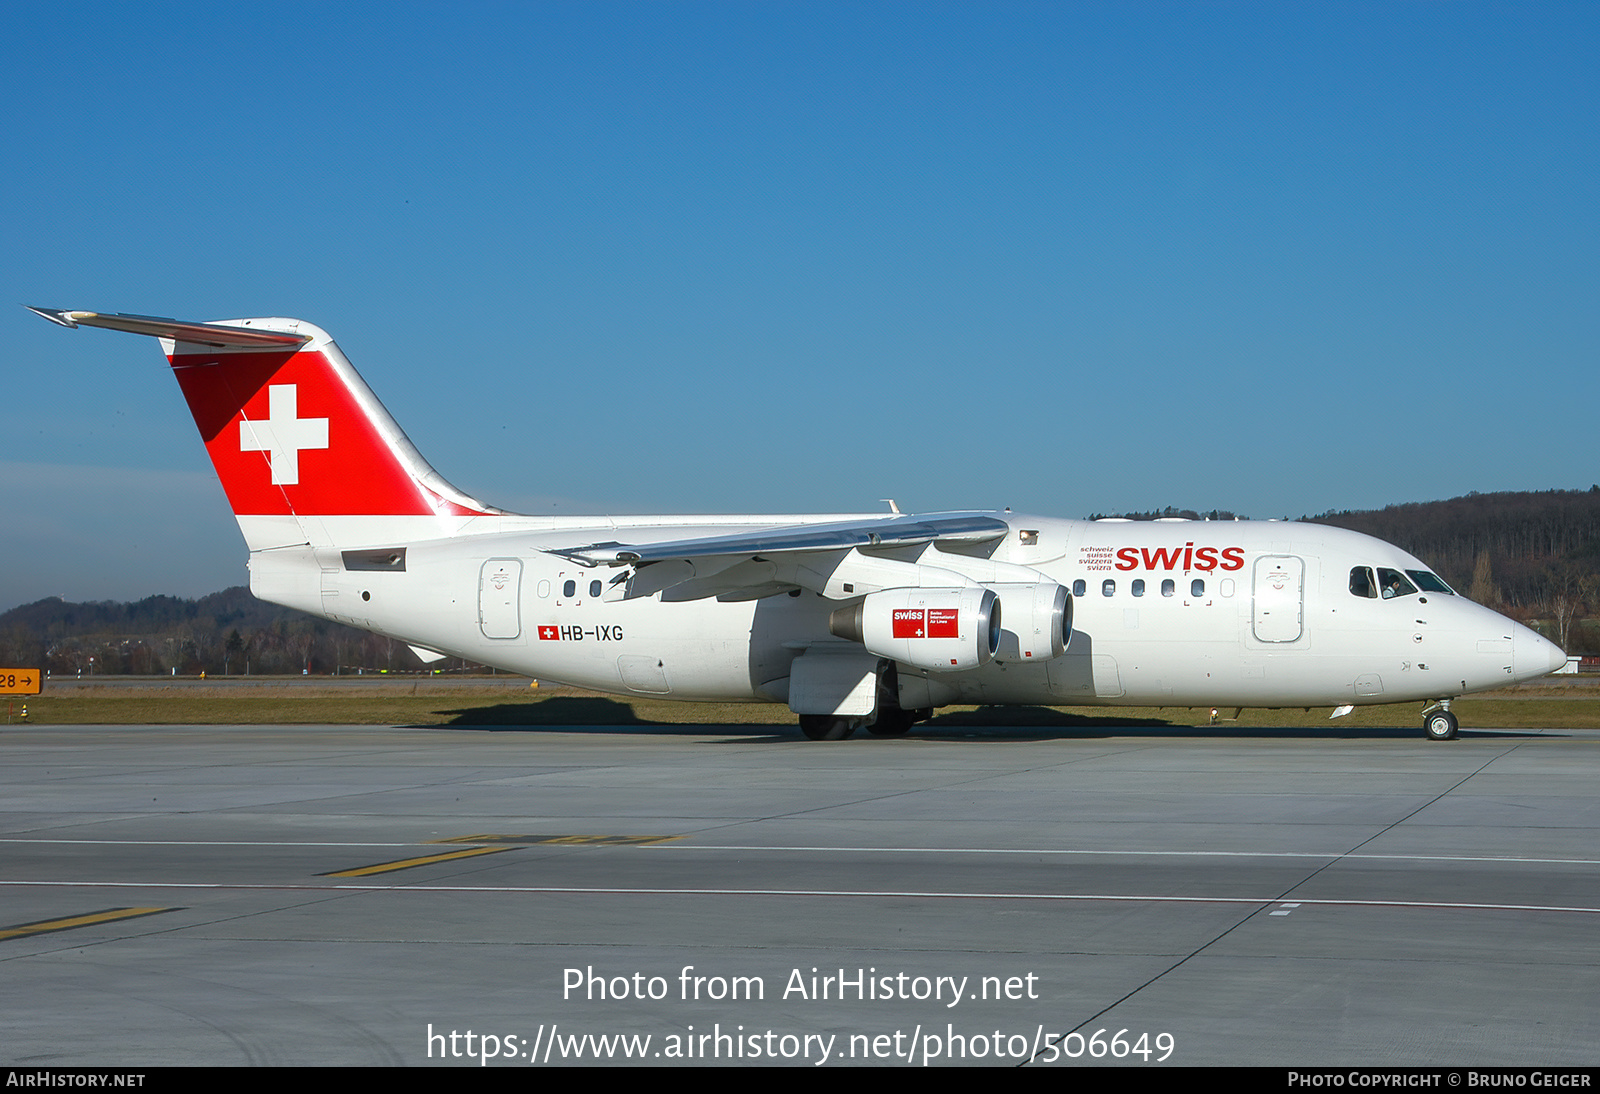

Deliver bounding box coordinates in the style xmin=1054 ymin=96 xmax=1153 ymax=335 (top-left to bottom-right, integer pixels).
xmin=867 ymin=709 xmax=915 ymax=736
xmin=1423 ymin=710 xmax=1459 ymax=741
xmin=799 ymin=715 xmax=855 ymax=741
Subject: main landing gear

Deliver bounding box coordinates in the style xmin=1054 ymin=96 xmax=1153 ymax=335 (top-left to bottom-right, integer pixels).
xmin=798 ymin=715 xmax=857 ymax=741
xmin=798 ymin=661 xmax=932 ymax=741
xmin=866 ymin=706 xmax=932 ymax=737
xmin=797 ymin=707 xmax=932 ymax=741
xmin=1422 ymin=700 xmax=1458 ymax=741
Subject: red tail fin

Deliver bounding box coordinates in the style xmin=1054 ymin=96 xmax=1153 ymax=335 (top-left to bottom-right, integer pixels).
xmin=28 ymin=309 xmax=496 ymax=550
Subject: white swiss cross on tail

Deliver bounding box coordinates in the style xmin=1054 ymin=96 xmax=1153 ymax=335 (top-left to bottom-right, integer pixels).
xmin=239 ymin=384 xmax=329 ymax=485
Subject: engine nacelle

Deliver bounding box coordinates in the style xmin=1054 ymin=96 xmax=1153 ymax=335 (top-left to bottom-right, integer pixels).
xmin=829 ymin=587 xmax=1000 ymax=672
xmin=989 ymin=582 xmax=1072 ymax=662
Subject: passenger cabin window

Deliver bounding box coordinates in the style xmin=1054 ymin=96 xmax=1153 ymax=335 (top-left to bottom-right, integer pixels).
xmin=1191 ymin=579 xmax=1205 ymax=597
xmin=563 ymin=579 xmax=576 ymax=597
xmin=589 ymin=579 xmax=603 ymax=598
xmin=1072 ymin=579 xmax=1086 ymax=598
xmin=1132 ymin=579 xmax=1145 ymax=597
xmin=1350 ymin=567 xmax=1377 ymax=599
xmin=1161 ymin=579 xmax=1175 ymax=597
xmin=1377 ymin=568 xmax=1418 ymax=599
xmin=1102 ymin=580 xmax=1116 ymax=597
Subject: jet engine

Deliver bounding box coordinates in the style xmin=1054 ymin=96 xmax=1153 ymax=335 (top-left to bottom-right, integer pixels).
xmin=990 ymin=582 xmax=1072 ymax=662
xmin=829 ymin=587 xmax=1000 ymax=672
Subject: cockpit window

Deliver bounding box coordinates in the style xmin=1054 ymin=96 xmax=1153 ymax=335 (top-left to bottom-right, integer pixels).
xmin=1406 ymin=570 xmax=1454 ymax=595
xmin=1349 ymin=567 xmax=1377 ymax=599
xmin=1377 ymin=568 xmax=1418 ymax=599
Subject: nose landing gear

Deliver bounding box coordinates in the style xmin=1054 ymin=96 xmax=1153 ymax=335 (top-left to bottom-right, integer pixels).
xmin=1422 ymin=700 xmax=1458 ymax=741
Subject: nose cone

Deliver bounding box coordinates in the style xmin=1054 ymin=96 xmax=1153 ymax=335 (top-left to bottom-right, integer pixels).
xmin=1512 ymin=622 xmax=1567 ymax=682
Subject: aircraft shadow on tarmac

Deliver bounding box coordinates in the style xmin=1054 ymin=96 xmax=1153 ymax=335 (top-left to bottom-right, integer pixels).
xmin=421 ymin=699 xmax=1549 ymax=742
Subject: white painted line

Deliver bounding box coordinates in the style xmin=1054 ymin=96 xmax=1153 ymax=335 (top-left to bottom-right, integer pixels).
xmin=1 ymin=878 xmax=1597 ymax=916
xmin=655 ymin=845 xmax=1600 ymax=867
xmin=4 ymin=839 xmax=1598 ymax=867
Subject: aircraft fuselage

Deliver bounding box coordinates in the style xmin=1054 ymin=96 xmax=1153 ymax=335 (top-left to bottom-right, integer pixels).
xmin=256 ymin=512 xmax=1556 ymax=711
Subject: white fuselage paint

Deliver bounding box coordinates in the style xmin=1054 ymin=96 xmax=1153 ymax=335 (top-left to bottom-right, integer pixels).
xmin=250 ymin=513 xmax=1562 ymax=710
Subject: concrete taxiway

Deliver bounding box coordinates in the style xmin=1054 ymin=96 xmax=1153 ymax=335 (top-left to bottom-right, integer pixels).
xmin=1 ymin=720 xmax=1597 ymax=1067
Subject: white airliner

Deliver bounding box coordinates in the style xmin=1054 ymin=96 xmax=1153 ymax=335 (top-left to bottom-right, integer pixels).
xmin=30 ymin=307 xmax=1566 ymax=740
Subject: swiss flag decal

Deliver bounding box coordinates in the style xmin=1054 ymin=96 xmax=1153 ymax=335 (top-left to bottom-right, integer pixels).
xmin=891 ymin=609 xmax=925 ymax=638
xmin=890 ymin=607 xmax=959 ymax=639
xmin=170 ymin=347 xmax=458 ymax=517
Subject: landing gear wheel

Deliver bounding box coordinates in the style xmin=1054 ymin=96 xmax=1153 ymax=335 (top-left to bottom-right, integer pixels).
xmin=867 ymin=709 xmax=915 ymax=736
xmin=1423 ymin=709 xmax=1459 ymax=741
xmin=868 ymin=707 xmax=932 ymax=736
xmin=799 ymin=715 xmax=856 ymax=741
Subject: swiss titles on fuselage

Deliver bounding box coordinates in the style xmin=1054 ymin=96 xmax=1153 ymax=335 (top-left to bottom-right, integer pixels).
xmin=1078 ymin=543 xmax=1246 ymax=573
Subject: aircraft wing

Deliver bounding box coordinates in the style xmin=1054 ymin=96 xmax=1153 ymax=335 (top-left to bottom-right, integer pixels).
xmin=553 ymin=512 xmax=1013 ymax=603
xmin=553 ymin=512 xmax=1009 ymax=566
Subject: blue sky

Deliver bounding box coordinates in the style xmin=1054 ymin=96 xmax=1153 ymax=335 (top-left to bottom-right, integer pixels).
xmin=4 ymin=1 xmax=1596 ymax=610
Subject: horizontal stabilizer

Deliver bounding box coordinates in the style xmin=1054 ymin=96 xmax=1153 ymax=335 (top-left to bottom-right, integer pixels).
xmin=25 ymin=307 xmax=311 ymax=348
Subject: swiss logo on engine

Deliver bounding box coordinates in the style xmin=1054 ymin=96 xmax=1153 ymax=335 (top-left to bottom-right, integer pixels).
xmin=891 ymin=608 xmax=959 ymax=639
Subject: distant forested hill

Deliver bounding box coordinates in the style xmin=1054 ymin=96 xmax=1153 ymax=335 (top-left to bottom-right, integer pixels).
xmin=0 ymin=587 xmax=469 ymax=677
